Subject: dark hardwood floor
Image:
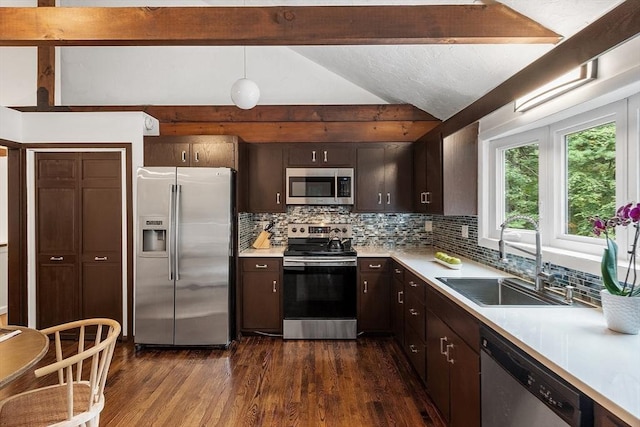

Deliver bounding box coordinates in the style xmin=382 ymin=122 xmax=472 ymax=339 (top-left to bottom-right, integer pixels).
xmin=1 ymin=336 xmax=445 ymax=427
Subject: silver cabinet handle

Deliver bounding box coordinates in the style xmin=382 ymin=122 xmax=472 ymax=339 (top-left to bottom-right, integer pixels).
xmin=255 ymin=264 xmax=268 ymax=269
xmin=181 ymin=150 xmax=187 ymax=163
xmin=386 ymin=193 xmax=391 ymax=205
xmin=398 ymin=291 xmax=403 ymax=304
xmin=272 ymin=280 xmax=277 ymax=293
xmin=394 ymin=268 xmax=402 ymax=274
xmin=425 ymin=192 xmax=432 ymax=204
xmin=311 ymin=150 xmax=317 ymax=162
xmin=440 ymin=337 xmax=448 ymax=355
xmin=323 ymin=150 xmax=328 ymax=162
xmin=369 ymin=264 xmax=381 ymax=269
xmin=409 ymin=344 xmax=419 ymax=354
xmin=409 ymin=308 xmax=419 ymax=316
xmin=446 ymin=343 xmax=455 ymax=364
xmin=420 ymin=192 xmax=427 ymax=204
xmin=377 ymin=193 xmax=382 ymax=204
xmin=49 ymin=256 xmax=63 ymax=261
xmin=409 ymin=281 xmax=418 ymax=288
xmin=94 ymin=256 xmax=108 ymax=261
xmin=276 ymin=192 xmax=281 ymax=205
xmin=194 ymin=151 xmax=200 ymax=163
xmin=363 ymin=280 xmax=368 ymax=293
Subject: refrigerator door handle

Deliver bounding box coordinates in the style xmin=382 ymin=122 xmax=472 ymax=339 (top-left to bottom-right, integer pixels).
xmin=168 ymin=184 xmax=176 ymax=281
xmin=175 ymin=184 xmax=182 ymax=280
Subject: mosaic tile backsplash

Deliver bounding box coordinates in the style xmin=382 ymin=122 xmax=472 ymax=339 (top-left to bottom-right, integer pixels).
xmin=239 ymin=208 xmax=605 ymax=305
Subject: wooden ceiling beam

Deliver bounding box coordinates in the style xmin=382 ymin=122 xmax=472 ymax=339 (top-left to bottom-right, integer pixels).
xmin=0 ymin=5 xmax=560 ymax=47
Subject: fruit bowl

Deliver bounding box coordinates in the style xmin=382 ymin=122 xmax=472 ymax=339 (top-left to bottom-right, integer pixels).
xmin=434 ymin=251 xmax=462 ymax=270
xmin=434 ymin=258 xmax=462 ymax=270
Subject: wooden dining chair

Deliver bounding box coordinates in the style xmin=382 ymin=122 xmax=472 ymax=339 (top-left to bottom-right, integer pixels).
xmin=0 ymin=318 xmax=121 ymax=427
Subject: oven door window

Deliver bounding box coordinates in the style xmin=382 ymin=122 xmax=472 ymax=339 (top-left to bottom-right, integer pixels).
xmin=289 ymin=177 xmax=335 ymax=198
xmin=283 ymin=265 xmax=356 ymax=318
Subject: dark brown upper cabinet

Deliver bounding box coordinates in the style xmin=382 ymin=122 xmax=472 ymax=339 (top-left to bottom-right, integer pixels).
xmin=287 ymin=144 xmax=355 ymax=167
xmin=247 ymin=144 xmax=285 ymax=213
xmin=144 ymin=135 xmax=242 ymax=168
xmin=414 ymin=123 xmax=478 ymax=215
xmin=355 ymin=143 xmax=413 ymax=213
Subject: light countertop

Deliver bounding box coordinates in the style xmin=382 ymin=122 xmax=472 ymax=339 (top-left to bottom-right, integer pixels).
xmin=238 ymin=245 xmax=639 ymax=424
xmin=391 ymin=249 xmax=640 ymax=426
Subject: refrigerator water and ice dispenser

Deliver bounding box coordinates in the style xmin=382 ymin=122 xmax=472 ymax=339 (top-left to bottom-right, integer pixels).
xmin=140 ymin=217 xmax=168 ymax=256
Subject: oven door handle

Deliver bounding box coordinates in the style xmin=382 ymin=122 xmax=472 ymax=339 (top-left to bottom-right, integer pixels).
xmin=283 ymin=257 xmax=357 ymax=267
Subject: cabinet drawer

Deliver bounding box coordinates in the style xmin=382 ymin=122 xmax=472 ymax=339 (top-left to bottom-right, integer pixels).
xmin=405 ymin=270 xmax=426 ymax=301
xmin=391 ymin=261 xmax=405 ymax=282
xmin=241 ymin=258 xmax=281 ymax=272
xmin=404 ymin=322 xmax=426 ymax=381
xmin=427 ymin=286 xmax=479 ymax=352
xmin=358 ymin=258 xmax=390 ymax=273
xmin=405 ymin=291 xmax=426 ymax=340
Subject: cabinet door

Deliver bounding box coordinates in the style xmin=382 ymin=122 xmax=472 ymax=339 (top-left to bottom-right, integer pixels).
xmin=288 ymin=146 xmax=354 ymax=167
xmin=355 ymin=147 xmax=385 ymax=212
xmin=413 ymin=141 xmax=428 ymax=212
xmin=358 ymin=272 xmax=391 ymax=332
xmin=449 ymin=333 xmax=480 ymax=427
xmin=144 ymin=140 xmax=190 ymax=166
xmin=248 ymin=144 xmax=285 ymax=213
xmin=392 ymin=274 xmax=405 ymax=346
xmin=595 ymin=404 xmax=632 ymax=427
xmin=384 ymin=144 xmax=413 ymax=212
xmin=425 ymin=138 xmax=444 ymax=214
xmin=426 ymin=310 xmax=451 ymax=422
xmin=242 ymin=271 xmax=281 ymax=331
xmin=191 ymin=142 xmax=235 ymax=167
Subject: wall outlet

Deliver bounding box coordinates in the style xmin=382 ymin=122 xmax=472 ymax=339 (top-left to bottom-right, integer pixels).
xmin=461 ymin=225 xmax=469 ymax=238
xmin=425 ymin=220 xmax=433 ymax=232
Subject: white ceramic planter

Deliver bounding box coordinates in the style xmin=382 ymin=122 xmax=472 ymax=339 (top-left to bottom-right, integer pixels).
xmin=600 ymin=289 xmax=640 ymax=334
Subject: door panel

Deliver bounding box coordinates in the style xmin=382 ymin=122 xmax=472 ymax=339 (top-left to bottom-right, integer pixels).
xmin=82 ymin=261 xmax=122 ymax=321
xmin=82 ymin=188 xmax=122 ymax=253
xmin=37 ymin=263 xmax=78 ymax=329
xmin=175 ymin=168 xmax=231 ymax=345
xmin=37 ymin=188 xmax=77 ymax=254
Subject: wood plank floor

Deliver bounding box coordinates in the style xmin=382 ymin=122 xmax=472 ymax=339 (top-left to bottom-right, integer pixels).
xmin=1 ymin=336 xmax=445 ymax=427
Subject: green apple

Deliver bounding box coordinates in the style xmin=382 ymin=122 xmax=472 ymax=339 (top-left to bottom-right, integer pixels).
xmin=449 ymin=257 xmax=462 ymax=265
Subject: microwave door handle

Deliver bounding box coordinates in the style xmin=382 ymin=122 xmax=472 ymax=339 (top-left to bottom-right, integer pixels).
xmin=335 ymin=172 xmax=339 ymax=201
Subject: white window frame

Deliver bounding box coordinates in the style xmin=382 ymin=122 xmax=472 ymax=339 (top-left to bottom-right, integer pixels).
xmin=479 ymin=95 xmax=638 ymax=276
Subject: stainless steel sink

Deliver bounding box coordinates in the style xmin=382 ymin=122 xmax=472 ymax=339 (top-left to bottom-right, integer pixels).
xmin=436 ymin=277 xmax=575 ymax=307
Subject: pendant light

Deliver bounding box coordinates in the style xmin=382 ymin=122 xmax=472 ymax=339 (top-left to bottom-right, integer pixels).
xmin=231 ymin=46 xmax=260 ymax=110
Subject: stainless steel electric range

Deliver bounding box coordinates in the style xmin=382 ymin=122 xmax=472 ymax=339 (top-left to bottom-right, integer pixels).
xmin=282 ymin=223 xmax=357 ymax=339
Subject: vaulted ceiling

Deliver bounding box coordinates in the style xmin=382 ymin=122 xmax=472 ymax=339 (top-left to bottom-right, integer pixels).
xmin=0 ymin=0 xmax=631 ymax=124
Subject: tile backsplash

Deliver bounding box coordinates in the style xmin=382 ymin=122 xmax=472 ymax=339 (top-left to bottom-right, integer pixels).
xmin=239 ymin=208 xmax=604 ymax=305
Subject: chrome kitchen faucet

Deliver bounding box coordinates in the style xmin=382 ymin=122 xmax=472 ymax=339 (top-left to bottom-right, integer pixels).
xmin=498 ymin=215 xmax=555 ymax=291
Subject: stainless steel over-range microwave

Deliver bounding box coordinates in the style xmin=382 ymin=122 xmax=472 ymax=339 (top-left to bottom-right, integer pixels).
xmin=285 ymin=168 xmax=354 ymax=205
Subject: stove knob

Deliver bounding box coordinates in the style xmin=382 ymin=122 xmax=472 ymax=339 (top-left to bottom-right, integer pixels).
xmin=342 ymin=227 xmax=348 ymax=233
xmin=291 ymin=228 xmax=297 ymax=233
xmin=300 ymin=227 xmax=305 ymax=233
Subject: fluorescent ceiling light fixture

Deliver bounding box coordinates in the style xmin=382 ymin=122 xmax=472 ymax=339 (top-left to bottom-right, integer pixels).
xmin=514 ymin=59 xmax=598 ymax=112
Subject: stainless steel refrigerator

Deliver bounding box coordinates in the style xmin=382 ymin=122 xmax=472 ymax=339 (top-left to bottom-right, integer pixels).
xmin=135 ymin=167 xmax=235 ymax=346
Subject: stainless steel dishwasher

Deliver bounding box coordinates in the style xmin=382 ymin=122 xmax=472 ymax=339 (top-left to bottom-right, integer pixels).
xmin=480 ymin=327 xmax=593 ymax=427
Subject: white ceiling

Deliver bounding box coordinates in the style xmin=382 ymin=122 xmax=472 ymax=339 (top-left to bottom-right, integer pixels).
xmin=0 ymin=0 xmax=628 ymax=119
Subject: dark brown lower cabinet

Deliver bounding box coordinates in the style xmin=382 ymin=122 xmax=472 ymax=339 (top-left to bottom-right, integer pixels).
xmin=241 ymin=258 xmax=282 ymax=333
xmin=357 ymin=258 xmax=391 ymax=333
xmin=391 ymin=261 xmax=405 ymax=346
xmin=35 ymin=152 xmax=122 ymax=330
xmin=426 ymin=287 xmax=480 ymax=427
xmin=595 ymin=403 xmax=633 ymax=427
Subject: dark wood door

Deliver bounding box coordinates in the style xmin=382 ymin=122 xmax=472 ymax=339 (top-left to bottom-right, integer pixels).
xmin=35 ymin=152 xmax=123 ymax=329
xmin=80 ymin=153 xmax=122 ymax=322
xmin=449 ymin=333 xmax=480 ymax=427
xmin=413 ymin=141 xmax=427 ymax=212
xmin=248 ymin=144 xmax=285 ymax=213
xmin=358 ymin=272 xmax=391 ymax=333
xmin=391 ymin=265 xmax=405 ymax=346
xmin=242 ymin=271 xmax=281 ymax=331
xmin=36 ymin=153 xmax=80 ymax=329
xmin=144 ymin=140 xmax=190 ymax=166
xmin=384 ymin=143 xmax=413 ymax=212
xmin=288 ymin=145 xmax=354 ymax=167
xmin=191 ymin=142 xmax=234 ymax=167
xmin=425 ymin=137 xmax=444 ymax=214
xmin=355 ymin=147 xmax=385 ymax=212
xmin=426 ymin=310 xmax=451 ymax=422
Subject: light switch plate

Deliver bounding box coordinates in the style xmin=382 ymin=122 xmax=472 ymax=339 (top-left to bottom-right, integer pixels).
xmin=425 ymin=221 xmax=433 ymax=232
xmin=461 ymin=225 xmax=469 ymax=238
